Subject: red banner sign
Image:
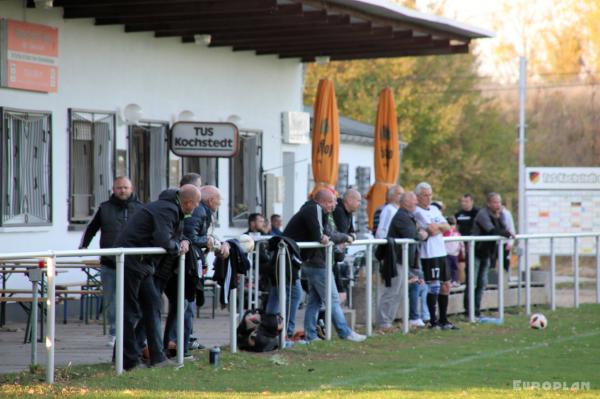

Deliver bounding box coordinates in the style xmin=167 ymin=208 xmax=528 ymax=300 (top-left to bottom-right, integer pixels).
xmin=1 ymin=19 xmax=58 ymax=93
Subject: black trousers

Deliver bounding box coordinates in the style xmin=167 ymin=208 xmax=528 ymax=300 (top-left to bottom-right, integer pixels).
xmin=123 ymin=267 xmax=166 ymax=370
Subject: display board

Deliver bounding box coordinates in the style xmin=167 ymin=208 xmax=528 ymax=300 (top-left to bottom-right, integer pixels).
xmin=525 ymin=167 xmax=600 ymax=255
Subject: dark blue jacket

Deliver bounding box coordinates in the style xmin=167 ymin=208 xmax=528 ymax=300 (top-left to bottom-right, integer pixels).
xmin=79 ymin=193 xmax=144 ymax=268
xmin=183 ymin=201 xmax=213 ymax=252
xmin=116 ymin=189 xmax=185 ymax=276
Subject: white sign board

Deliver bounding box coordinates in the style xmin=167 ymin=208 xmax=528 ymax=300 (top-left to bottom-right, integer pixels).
xmin=170 ymin=122 xmax=238 ymax=157
xmin=281 ymin=111 xmax=310 ymax=144
xmin=525 ymin=167 xmax=600 ymax=255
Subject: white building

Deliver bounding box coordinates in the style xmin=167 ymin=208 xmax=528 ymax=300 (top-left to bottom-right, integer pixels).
xmin=0 ymin=0 xmax=491 ymax=286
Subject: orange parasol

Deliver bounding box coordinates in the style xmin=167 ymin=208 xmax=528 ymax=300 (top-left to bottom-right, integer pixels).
xmin=310 ymin=78 xmax=340 ymax=196
xmin=365 ymin=88 xmax=400 ymax=229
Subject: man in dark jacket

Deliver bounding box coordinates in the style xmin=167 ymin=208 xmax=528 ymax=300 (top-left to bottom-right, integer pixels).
xmin=116 ymin=184 xmax=200 ymax=370
xmin=465 ymin=192 xmax=514 ymax=317
xmin=331 ymin=189 xmax=361 ymax=302
xmin=377 ymin=192 xmax=427 ymax=329
xmin=79 ymin=176 xmax=143 ymax=346
xmin=284 ymin=188 xmax=365 ymax=342
xmin=160 ymin=173 xmax=203 ymax=358
xmin=455 ymin=193 xmax=480 ymax=236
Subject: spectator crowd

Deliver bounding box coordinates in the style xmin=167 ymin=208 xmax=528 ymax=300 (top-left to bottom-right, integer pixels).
xmin=80 ymin=174 xmax=514 ymax=370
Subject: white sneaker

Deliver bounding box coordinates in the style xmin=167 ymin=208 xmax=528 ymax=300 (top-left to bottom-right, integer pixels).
xmin=106 ymin=335 xmax=116 ymax=348
xmin=345 ymin=330 xmax=366 ymax=342
xmin=409 ymin=319 xmax=425 ymax=328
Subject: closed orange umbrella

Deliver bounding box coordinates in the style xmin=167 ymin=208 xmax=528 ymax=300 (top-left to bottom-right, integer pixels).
xmin=366 ymin=88 xmax=400 ymax=229
xmin=310 ymin=78 xmax=340 ymax=196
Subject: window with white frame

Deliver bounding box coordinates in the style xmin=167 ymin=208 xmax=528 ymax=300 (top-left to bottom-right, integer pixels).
xmin=1 ymin=108 xmax=52 ymax=226
xmin=230 ymin=131 xmax=262 ymax=227
xmin=69 ymin=110 xmax=115 ymax=223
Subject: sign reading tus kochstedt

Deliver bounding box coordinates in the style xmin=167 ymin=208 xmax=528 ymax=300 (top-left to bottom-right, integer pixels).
xmin=170 ymin=122 xmax=239 ymax=157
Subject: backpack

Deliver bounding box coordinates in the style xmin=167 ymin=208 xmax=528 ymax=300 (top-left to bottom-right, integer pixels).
xmin=237 ymin=309 xmax=283 ymax=352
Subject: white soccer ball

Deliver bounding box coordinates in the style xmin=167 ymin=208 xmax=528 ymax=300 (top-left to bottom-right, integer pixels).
xmin=529 ymin=313 xmax=548 ymax=329
xmin=238 ymin=234 xmax=255 ymax=253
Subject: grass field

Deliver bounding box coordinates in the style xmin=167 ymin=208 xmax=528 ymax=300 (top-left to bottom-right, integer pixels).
xmin=1 ymin=304 xmax=599 ymax=398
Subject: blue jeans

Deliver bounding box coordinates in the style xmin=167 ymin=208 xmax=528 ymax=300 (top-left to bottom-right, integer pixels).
xmin=266 ymin=279 xmax=302 ymax=337
xmin=100 ymin=265 xmax=116 ymax=336
xmin=302 ymin=266 xmax=352 ymax=341
xmin=165 ymin=299 xmax=195 ymax=352
xmin=409 ymin=282 xmax=430 ymax=321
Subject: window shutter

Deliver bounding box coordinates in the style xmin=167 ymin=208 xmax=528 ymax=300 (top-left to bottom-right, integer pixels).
xmin=93 ymin=117 xmax=113 ymax=207
xmin=149 ymin=125 xmax=168 ymax=201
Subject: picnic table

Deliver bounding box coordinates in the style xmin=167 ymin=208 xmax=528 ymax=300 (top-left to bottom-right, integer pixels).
xmin=0 ymin=260 xmax=104 ymax=342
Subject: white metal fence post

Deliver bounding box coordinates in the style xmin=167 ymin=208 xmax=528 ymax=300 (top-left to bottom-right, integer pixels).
xmin=115 ymin=251 xmax=125 ymax=375
xmin=365 ymin=244 xmax=373 ymax=336
xmin=574 ymin=237 xmax=580 ymax=309
xmin=550 ymin=238 xmax=556 ymax=311
xmin=525 ymin=239 xmax=531 ymax=315
xmin=238 ymin=274 xmax=245 ymax=319
xmin=497 ymin=240 xmax=504 ymax=321
xmin=176 ymin=254 xmax=185 ymax=365
xmin=31 ymin=278 xmax=38 ymax=366
xmin=229 ymin=288 xmax=237 ymax=353
xmin=468 ymin=241 xmax=475 ymax=322
xmin=254 ymin=244 xmax=260 ymax=309
xmin=325 ymin=243 xmax=333 ymax=341
xmin=277 ymin=242 xmax=287 ymax=348
xmin=401 ymin=242 xmax=409 ymax=334
xmin=596 ymin=235 xmax=600 ymax=304
xmin=45 ymin=255 xmax=56 ymax=384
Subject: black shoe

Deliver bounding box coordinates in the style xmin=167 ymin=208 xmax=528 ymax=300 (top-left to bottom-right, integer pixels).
xmin=441 ymin=322 xmax=459 ymax=330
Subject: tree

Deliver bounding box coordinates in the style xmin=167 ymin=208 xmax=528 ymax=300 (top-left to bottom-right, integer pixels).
xmin=304 ymin=53 xmax=516 ymax=211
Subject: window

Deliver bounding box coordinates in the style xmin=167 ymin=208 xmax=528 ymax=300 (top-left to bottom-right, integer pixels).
xmin=128 ymin=122 xmax=169 ymax=203
xmin=69 ymin=110 xmax=115 ymax=223
xmin=230 ymin=131 xmax=262 ymax=227
xmin=182 ymin=157 xmax=218 ymax=187
xmin=336 ymin=163 xmax=349 ymax=194
xmin=1 ymin=108 xmax=52 ymax=226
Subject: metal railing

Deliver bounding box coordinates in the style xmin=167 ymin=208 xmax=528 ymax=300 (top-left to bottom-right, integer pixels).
xmin=0 ymin=248 xmax=177 ymax=383
xmin=1 ymin=231 xmax=599 ymax=384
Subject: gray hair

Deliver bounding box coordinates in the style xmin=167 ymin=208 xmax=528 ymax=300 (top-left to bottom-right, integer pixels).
xmin=415 ymin=182 xmax=432 ymax=195
xmin=487 ymin=192 xmax=501 ymax=202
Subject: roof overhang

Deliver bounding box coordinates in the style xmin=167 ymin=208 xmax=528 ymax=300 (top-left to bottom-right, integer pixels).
xmin=40 ymin=0 xmax=493 ymax=62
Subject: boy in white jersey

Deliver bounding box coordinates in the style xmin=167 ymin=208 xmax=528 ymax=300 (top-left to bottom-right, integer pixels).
xmin=414 ymin=182 xmax=458 ymax=330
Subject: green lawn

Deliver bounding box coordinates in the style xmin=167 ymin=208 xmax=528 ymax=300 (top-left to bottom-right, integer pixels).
xmin=1 ymin=305 xmax=599 ymax=398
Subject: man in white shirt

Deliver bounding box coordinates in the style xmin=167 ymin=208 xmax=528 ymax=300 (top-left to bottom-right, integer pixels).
xmin=414 ymin=182 xmax=457 ymax=330
xmin=375 ymin=185 xmax=404 ymax=239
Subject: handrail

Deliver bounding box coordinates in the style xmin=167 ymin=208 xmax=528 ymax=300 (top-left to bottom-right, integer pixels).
xmin=1 ymin=231 xmax=599 ymax=384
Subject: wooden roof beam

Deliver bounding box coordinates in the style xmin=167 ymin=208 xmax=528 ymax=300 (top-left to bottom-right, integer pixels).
xmin=63 ymin=0 xmax=277 ymax=19
xmin=212 ymin=22 xmax=378 ymax=47
xmin=232 ymin=28 xmax=399 ymax=52
xmin=256 ymin=36 xmax=440 ymax=56
xmin=95 ymin=3 xmax=303 ymax=27
xmin=153 ymin=11 xmax=335 ymax=38
xmin=294 ymin=44 xmax=470 ymax=62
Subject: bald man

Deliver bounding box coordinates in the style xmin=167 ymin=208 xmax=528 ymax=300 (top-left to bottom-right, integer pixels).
xmin=116 ymin=184 xmax=200 ymax=370
xmin=79 ymin=176 xmax=144 ymax=346
xmin=284 ymin=188 xmax=366 ymax=342
xmin=184 ymin=185 xmax=230 ymax=259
